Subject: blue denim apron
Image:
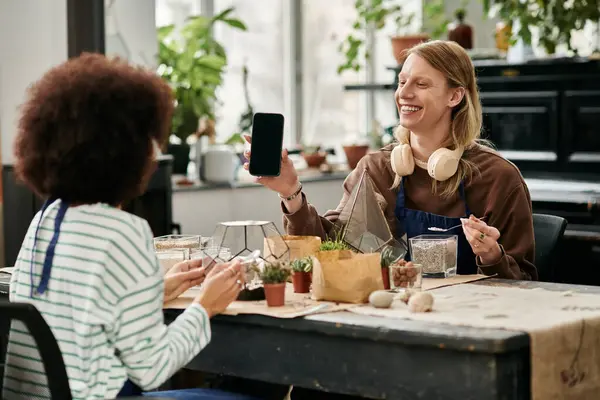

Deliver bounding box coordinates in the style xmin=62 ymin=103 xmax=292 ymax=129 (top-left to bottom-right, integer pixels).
xmin=394 ymin=179 xmax=477 ymax=275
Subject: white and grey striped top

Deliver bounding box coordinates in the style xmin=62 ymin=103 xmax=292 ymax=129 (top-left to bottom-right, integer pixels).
xmin=3 ymin=201 xmax=210 ymax=400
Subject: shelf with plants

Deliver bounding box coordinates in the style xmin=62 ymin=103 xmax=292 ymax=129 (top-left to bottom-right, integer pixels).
xmin=482 ymin=0 xmax=600 ymax=57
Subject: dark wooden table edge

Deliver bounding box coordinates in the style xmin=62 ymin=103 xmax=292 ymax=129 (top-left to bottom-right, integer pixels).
xmin=164 ymin=308 xmax=529 ymax=354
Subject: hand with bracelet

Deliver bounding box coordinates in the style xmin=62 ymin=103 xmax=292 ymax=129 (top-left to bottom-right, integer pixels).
xmin=242 ymin=134 xmax=303 ymax=211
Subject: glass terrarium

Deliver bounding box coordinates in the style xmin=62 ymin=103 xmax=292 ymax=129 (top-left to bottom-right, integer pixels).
xmin=205 ymin=221 xmax=290 ymax=301
xmin=337 ymin=169 xmax=408 ymax=254
xmin=409 ymin=234 xmax=458 ymax=278
xmin=153 ymin=235 xmax=203 ymax=258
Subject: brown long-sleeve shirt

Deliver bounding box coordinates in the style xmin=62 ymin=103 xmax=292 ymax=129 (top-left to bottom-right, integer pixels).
xmin=282 ymin=143 xmax=537 ymax=280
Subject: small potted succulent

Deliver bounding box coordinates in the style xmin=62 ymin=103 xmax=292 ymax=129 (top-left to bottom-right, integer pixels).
xmin=290 ymin=257 xmax=313 ymax=293
xmin=259 ymin=262 xmax=291 ymax=307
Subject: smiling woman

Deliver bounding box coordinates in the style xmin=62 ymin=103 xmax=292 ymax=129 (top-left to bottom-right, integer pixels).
xmin=249 ymin=40 xmax=538 ymax=282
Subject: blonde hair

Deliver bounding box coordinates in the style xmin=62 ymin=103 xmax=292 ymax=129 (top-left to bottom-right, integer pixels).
xmin=392 ymin=40 xmax=484 ymax=198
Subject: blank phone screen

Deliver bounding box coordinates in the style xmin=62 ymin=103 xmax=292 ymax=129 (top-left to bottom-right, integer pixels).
xmin=249 ymin=113 xmax=285 ymax=177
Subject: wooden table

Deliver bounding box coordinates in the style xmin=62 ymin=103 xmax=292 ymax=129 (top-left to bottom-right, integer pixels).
xmin=162 ymin=280 xmax=600 ymax=400
xmin=3 ymin=276 xmax=600 ymax=399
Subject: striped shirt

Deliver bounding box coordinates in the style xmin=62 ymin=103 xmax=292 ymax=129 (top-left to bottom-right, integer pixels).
xmin=3 ymin=201 xmax=211 ymax=400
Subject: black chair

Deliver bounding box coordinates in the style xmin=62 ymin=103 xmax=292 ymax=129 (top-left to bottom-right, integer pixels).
xmin=0 ymin=301 xmax=174 ymax=400
xmin=532 ymin=213 xmax=568 ymax=282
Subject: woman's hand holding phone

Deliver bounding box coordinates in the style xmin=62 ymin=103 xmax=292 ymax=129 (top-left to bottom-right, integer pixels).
xmin=243 ymin=134 xmax=300 ymax=199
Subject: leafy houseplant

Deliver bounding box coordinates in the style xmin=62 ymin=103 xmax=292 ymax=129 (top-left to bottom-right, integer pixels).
xmin=260 ymin=263 xmax=291 ymax=307
xmin=423 ymin=0 xmax=451 ymax=40
xmin=291 ymin=257 xmax=313 ymax=293
xmin=338 ymin=0 xmax=425 ymax=74
xmin=482 ymin=0 xmax=600 ymax=55
xmin=157 ymin=7 xmax=247 ymax=144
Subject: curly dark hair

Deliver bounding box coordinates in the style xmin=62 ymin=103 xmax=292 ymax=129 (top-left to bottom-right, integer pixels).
xmin=14 ymin=53 xmax=174 ymax=206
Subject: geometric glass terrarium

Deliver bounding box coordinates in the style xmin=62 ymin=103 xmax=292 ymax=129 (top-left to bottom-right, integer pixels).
xmin=337 ymin=169 xmax=407 ymax=260
xmin=204 ymin=221 xmax=290 ymax=301
xmin=207 ymin=220 xmax=290 ymax=264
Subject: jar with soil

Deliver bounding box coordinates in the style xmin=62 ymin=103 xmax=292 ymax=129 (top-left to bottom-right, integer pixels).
xmin=409 ymin=235 xmax=458 ymax=278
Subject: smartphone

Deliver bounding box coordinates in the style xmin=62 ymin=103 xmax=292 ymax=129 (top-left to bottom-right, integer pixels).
xmin=248 ymin=112 xmax=285 ymax=177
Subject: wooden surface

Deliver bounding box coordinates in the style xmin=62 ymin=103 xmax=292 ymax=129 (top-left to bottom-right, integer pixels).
xmin=4 ymin=275 xmax=600 ymax=398
xmin=164 ymin=280 xmax=600 ymax=399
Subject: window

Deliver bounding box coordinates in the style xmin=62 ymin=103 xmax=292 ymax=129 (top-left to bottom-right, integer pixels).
xmin=213 ymin=0 xmax=289 ymax=144
xmin=301 ymin=0 xmax=368 ymax=148
xmin=155 ymin=0 xmax=202 ymax=27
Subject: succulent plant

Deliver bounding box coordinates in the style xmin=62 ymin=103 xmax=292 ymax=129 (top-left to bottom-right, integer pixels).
xmin=260 ymin=262 xmax=291 ymax=284
xmin=291 ymin=257 xmax=313 ymax=273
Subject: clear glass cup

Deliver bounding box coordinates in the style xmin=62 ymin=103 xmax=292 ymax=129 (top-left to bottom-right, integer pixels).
xmin=153 ymin=235 xmax=202 ymax=257
xmin=409 ymin=234 xmax=458 ymax=278
xmin=156 ymin=250 xmax=186 ymax=275
xmin=389 ymin=263 xmax=423 ymax=291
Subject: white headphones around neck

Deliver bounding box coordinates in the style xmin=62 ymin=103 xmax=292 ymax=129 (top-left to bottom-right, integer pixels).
xmin=390 ymin=143 xmax=464 ymax=182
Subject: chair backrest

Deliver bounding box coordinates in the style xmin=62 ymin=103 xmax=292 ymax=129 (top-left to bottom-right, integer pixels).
xmin=533 ymin=213 xmax=568 ymax=282
xmin=0 ymin=301 xmax=72 ymax=400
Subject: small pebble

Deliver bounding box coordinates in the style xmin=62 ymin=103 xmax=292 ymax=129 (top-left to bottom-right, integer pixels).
xmin=408 ymin=292 xmax=434 ymax=313
xmin=396 ymin=290 xmax=414 ymax=304
xmin=369 ymin=290 xmax=395 ymax=309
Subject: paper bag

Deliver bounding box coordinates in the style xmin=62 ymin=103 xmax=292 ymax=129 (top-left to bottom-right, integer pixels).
xmin=311 ymin=250 xmax=383 ymax=304
xmin=264 ymin=235 xmax=321 ymax=262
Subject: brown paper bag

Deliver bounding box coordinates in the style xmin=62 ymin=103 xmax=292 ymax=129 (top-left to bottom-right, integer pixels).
xmin=264 ymin=235 xmax=321 ymax=262
xmin=311 ymin=250 xmax=383 ymax=304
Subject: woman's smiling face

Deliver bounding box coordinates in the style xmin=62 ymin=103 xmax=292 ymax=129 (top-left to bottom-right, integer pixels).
xmin=395 ymin=53 xmax=457 ymax=133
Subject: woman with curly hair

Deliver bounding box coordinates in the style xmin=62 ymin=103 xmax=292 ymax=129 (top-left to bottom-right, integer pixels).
xmin=3 ymin=53 xmax=254 ymax=399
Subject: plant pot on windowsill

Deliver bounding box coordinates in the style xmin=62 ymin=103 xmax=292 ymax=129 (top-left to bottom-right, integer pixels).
xmin=260 ymin=263 xmax=291 ymax=307
xmin=302 ymin=152 xmax=327 ymax=169
xmin=343 ymin=145 xmax=369 ymax=169
xmin=391 ymin=34 xmax=430 ymax=65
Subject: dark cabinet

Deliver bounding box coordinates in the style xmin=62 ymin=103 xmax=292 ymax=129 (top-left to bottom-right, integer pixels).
xmin=562 ymin=90 xmax=600 ymax=170
xmin=480 ymin=91 xmax=559 ymax=164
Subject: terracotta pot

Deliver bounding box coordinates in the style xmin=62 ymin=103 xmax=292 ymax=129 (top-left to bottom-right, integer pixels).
xmin=292 ymin=271 xmax=311 ymax=293
xmin=390 ymin=34 xmax=430 ymax=65
xmin=263 ymin=283 xmax=286 ymax=307
xmin=381 ymin=267 xmax=390 ymax=290
xmin=302 ymin=152 xmax=327 ymax=168
xmin=343 ymin=145 xmax=369 ymax=169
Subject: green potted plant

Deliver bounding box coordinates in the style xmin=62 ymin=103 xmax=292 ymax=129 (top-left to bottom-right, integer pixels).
xmin=157 ymin=7 xmax=247 ymax=171
xmin=259 ymin=262 xmax=291 ymax=307
xmin=338 ymin=0 xmax=428 ymax=74
xmin=316 ymin=231 xmax=354 ymax=263
xmin=290 ymin=257 xmax=313 ymax=293
xmin=481 ymin=0 xmax=600 ymax=55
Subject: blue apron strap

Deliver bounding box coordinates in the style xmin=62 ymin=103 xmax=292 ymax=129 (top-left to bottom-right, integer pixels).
xmin=29 ymin=199 xmax=69 ymax=296
xmin=395 ymin=178 xmax=407 ymax=217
